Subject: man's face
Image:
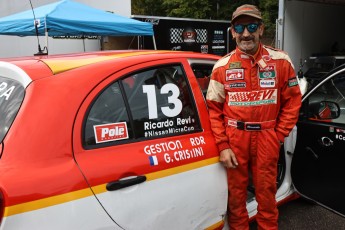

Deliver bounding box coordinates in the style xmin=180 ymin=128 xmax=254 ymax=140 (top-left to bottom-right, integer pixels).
xmin=231 ymin=16 xmax=264 ymax=55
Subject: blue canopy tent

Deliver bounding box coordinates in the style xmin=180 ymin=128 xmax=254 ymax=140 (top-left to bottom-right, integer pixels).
xmin=0 ymin=0 xmax=155 ymax=54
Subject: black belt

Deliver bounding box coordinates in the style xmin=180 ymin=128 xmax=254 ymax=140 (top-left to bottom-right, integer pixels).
xmin=225 ymin=117 xmax=276 ymax=131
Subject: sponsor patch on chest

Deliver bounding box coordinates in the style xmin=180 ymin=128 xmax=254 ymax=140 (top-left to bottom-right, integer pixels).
xmin=229 ymin=61 xmax=242 ymax=69
xmin=228 ymin=89 xmax=277 ymax=106
xmin=225 ymin=82 xmax=247 ymax=89
xmin=260 ymin=79 xmax=275 ymax=88
xmin=226 ymin=69 xmax=244 ymax=81
xmin=259 ymin=64 xmax=276 ymax=79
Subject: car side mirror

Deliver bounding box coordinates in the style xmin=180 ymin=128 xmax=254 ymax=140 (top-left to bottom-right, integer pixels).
xmin=309 ymin=101 xmax=340 ymax=120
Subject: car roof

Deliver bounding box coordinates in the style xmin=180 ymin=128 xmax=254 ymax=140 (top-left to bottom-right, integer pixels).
xmin=4 ymin=50 xmax=219 ymax=75
xmin=0 ymin=50 xmax=219 ymax=89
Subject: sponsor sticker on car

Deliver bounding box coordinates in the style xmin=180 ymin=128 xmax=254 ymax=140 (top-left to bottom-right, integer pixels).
xmin=94 ymin=122 xmax=129 ymax=143
xmin=0 ymin=81 xmax=15 ymax=100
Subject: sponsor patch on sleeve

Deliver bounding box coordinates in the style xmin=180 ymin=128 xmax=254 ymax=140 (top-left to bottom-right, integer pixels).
xmin=288 ymin=77 xmax=298 ymax=87
xmin=226 ymin=69 xmax=244 ymax=81
xmin=94 ymin=122 xmax=129 ymax=143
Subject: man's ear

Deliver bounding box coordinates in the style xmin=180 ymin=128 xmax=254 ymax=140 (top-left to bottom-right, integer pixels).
xmin=230 ymin=27 xmax=236 ymax=39
xmin=259 ymin=24 xmax=265 ymax=37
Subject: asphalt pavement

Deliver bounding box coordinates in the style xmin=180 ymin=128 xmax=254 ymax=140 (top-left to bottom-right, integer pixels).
xmin=249 ymin=198 xmax=345 ymax=230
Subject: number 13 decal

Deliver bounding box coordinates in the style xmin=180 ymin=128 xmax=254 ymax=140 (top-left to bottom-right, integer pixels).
xmin=143 ymin=83 xmax=183 ymax=119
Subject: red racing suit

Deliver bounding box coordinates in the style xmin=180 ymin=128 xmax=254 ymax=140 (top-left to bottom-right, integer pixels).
xmin=206 ymin=44 xmax=302 ymax=230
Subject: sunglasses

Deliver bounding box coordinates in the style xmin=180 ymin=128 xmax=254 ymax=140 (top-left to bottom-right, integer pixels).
xmin=233 ymin=23 xmax=260 ymax=34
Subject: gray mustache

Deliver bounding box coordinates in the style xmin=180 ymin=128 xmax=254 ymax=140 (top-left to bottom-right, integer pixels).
xmin=240 ymin=36 xmax=254 ymax=41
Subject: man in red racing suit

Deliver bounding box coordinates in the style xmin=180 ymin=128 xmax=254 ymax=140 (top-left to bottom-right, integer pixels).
xmin=206 ymin=4 xmax=302 ymax=230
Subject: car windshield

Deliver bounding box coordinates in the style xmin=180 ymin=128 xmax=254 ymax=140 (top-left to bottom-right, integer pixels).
xmin=0 ymin=76 xmax=24 ymax=143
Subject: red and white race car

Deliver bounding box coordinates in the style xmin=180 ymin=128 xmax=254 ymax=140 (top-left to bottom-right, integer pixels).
xmin=0 ymin=50 xmax=226 ymax=230
xmin=0 ymin=50 xmax=344 ymax=229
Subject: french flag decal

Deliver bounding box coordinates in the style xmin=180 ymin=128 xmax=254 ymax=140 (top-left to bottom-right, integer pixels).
xmin=149 ymin=156 xmax=158 ymax=166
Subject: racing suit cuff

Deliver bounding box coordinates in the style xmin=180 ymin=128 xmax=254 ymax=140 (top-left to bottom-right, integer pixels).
xmin=217 ymin=142 xmax=230 ymax=152
xmin=276 ymin=132 xmax=285 ymax=143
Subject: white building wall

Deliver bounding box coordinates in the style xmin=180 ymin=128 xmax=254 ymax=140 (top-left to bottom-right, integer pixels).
xmin=279 ymin=0 xmax=345 ymax=72
xmin=0 ymin=0 xmax=131 ymax=58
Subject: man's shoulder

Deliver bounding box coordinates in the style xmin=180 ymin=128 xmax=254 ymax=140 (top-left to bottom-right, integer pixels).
xmin=263 ymin=45 xmax=283 ymax=52
xmin=263 ymin=45 xmax=295 ymax=69
xmin=263 ymin=45 xmax=292 ymax=61
xmin=213 ymin=51 xmax=235 ymax=71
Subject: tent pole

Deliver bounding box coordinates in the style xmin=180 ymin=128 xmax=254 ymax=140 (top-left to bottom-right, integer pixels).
xmin=152 ymin=35 xmax=157 ymax=50
xmin=45 ymin=31 xmax=48 ymax=52
xmin=45 ymin=17 xmax=48 ymax=54
xmin=83 ymin=36 xmax=86 ymax=52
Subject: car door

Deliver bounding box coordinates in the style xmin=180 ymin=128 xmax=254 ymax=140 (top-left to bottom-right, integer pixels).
xmin=291 ymin=66 xmax=345 ymax=216
xmin=72 ymin=58 xmax=227 ymax=230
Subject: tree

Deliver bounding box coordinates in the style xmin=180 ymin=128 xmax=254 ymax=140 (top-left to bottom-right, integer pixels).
xmin=259 ymin=0 xmax=278 ymax=43
xmin=132 ymin=0 xmax=165 ymax=16
xmin=162 ymin=0 xmax=211 ymax=19
xmin=132 ymin=0 xmax=278 ymax=45
xmin=132 ymin=0 xmax=276 ymax=22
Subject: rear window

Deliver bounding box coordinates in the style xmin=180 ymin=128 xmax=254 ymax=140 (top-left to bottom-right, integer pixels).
xmin=0 ymin=76 xmax=24 ymax=142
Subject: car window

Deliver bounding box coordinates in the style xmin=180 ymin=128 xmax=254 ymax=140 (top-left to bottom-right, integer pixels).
xmin=83 ymin=64 xmax=201 ymax=148
xmin=0 ymin=76 xmax=25 ymax=143
xmin=191 ymin=64 xmax=213 ymax=97
xmin=307 ymin=73 xmax=345 ymax=123
xmin=84 ymin=82 xmax=133 ymax=146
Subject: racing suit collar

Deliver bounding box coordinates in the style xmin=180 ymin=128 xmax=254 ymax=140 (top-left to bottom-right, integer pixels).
xmin=235 ymin=43 xmax=267 ymax=68
xmin=235 ymin=42 xmax=262 ymax=61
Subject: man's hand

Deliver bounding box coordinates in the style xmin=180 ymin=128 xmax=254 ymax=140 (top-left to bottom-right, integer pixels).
xmin=220 ymin=148 xmax=238 ymax=168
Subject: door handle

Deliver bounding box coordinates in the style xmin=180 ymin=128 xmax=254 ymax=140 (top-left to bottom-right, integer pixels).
xmin=106 ymin=175 xmax=147 ymax=191
xmin=320 ymin=136 xmax=333 ymax=147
